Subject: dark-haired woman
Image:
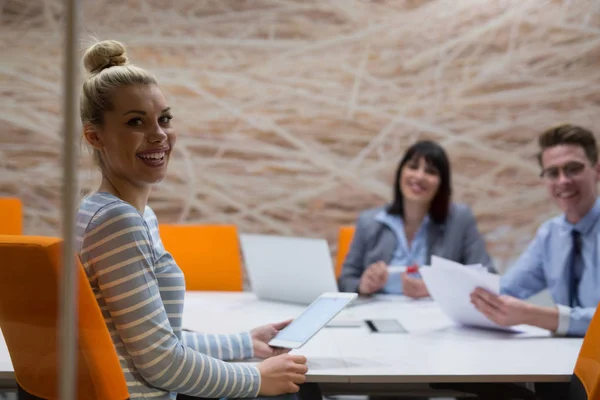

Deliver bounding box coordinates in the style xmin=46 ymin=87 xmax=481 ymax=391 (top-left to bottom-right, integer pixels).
xmin=338 ymin=140 xmax=495 ymax=299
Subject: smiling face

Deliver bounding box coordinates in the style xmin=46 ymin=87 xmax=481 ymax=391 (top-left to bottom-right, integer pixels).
xmin=541 ymin=144 xmax=600 ymax=223
xmin=399 ymin=156 xmax=441 ymax=206
xmin=87 ymin=84 xmax=176 ymax=188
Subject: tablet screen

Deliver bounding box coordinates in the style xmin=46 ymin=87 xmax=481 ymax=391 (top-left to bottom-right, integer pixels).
xmin=271 ymin=295 xmax=354 ymax=345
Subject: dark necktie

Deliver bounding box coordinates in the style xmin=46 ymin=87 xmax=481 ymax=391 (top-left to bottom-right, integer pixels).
xmin=570 ymin=230 xmax=582 ymax=307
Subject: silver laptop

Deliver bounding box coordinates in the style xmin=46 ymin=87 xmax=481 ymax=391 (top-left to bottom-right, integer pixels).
xmin=239 ymin=234 xmax=341 ymax=305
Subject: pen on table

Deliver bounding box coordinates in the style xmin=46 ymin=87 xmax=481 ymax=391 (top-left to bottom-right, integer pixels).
xmin=388 ymin=264 xmax=420 ymax=274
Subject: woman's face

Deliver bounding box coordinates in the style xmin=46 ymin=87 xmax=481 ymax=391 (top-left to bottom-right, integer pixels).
xmin=399 ymin=156 xmax=441 ymax=206
xmin=88 ymin=84 xmax=176 ymax=187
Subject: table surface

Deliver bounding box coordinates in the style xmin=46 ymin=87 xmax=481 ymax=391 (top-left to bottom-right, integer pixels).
xmin=0 ymin=291 xmax=584 ymax=384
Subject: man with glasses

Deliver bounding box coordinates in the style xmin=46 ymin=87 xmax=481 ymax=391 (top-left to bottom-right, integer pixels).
xmin=471 ymin=124 xmax=600 ymax=339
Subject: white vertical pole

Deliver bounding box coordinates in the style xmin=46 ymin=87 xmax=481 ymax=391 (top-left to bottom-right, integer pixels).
xmin=59 ymin=0 xmax=81 ymax=398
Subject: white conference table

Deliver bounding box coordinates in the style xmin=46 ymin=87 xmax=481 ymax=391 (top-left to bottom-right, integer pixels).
xmin=179 ymin=292 xmax=583 ymax=388
xmin=0 ymin=291 xmax=584 ymax=395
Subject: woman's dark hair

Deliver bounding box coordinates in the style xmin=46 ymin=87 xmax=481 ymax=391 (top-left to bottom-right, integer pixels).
xmin=386 ymin=140 xmax=452 ymax=224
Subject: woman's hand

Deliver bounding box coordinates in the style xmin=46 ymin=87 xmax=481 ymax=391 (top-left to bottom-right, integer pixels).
xmin=401 ymin=273 xmax=429 ymax=298
xmin=257 ymin=353 xmax=308 ymax=395
xmin=251 ymin=319 xmax=292 ymax=359
xmin=358 ymin=261 xmax=389 ymax=295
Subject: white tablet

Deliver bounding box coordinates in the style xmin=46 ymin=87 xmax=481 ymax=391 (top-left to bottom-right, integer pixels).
xmin=268 ymin=292 xmax=358 ymax=349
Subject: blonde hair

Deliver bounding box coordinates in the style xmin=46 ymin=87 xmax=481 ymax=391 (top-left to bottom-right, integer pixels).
xmin=80 ymin=40 xmax=158 ymax=168
xmin=80 ymin=39 xmax=157 ymax=126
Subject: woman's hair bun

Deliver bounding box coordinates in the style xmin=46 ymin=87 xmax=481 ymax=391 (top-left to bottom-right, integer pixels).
xmin=83 ymin=39 xmax=129 ymax=74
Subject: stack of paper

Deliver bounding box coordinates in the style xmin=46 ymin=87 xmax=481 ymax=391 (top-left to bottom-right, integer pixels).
xmin=420 ymin=256 xmax=519 ymax=332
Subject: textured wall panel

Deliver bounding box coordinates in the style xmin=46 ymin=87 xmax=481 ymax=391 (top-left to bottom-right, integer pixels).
xmin=1 ymin=0 xmax=600 ymax=270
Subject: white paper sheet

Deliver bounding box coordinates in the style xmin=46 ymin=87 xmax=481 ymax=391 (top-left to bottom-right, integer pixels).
xmin=420 ymin=256 xmax=521 ymax=332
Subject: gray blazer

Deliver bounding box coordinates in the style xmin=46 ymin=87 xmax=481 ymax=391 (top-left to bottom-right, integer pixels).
xmin=337 ymin=203 xmax=495 ymax=293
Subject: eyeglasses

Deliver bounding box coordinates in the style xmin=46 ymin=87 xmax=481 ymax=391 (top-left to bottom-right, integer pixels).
xmin=540 ymin=161 xmax=587 ymax=181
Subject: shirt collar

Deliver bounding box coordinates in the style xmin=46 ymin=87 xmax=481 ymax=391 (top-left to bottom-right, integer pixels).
xmin=375 ymin=209 xmax=431 ymax=229
xmin=563 ymin=197 xmax=600 ymax=235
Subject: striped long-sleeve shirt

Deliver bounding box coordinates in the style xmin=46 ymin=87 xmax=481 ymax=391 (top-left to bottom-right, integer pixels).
xmin=75 ymin=192 xmax=261 ymax=399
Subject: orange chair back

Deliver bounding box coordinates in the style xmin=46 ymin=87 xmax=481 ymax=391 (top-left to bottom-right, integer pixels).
xmin=335 ymin=226 xmax=355 ymax=277
xmin=0 ymin=197 xmax=23 ymax=235
xmin=0 ymin=235 xmax=128 ymax=399
xmin=570 ymin=307 xmax=600 ymax=399
xmin=159 ymin=224 xmax=243 ymax=291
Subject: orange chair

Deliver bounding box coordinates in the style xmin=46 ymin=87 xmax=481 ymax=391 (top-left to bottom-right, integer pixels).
xmin=159 ymin=224 xmax=244 ymax=291
xmin=0 ymin=197 xmax=23 ymax=235
xmin=0 ymin=235 xmax=128 ymax=400
xmin=335 ymin=225 xmax=355 ymax=277
xmin=569 ymin=307 xmax=600 ymax=399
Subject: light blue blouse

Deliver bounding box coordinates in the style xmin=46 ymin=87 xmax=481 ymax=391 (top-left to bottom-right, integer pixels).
xmin=374 ymin=210 xmax=429 ymax=294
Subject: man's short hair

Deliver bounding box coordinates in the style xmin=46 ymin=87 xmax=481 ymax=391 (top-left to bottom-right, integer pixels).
xmin=537 ymin=124 xmax=598 ymax=166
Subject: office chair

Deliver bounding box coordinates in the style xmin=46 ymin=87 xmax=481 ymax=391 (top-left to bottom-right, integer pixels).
xmin=0 ymin=235 xmax=129 ymax=399
xmin=0 ymin=197 xmax=23 ymax=235
xmin=159 ymin=224 xmax=244 ymax=291
xmin=569 ymin=306 xmax=600 ymax=399
xmin=335 ymin=225 xmax=355 ymax=277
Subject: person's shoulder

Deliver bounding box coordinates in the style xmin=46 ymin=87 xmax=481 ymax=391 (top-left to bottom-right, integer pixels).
xmin=82 ymin=193 xmax=145 ymax=233
xmin=536 ymin=213 xmax=563 ymax=237
xmin=449 ymin=202 xmax=472 ymax=215
xmin=446 ymin=202 xmax=476 ymax=223
xmin=356 ymin=205 xmax=387 ymax=224
xmin=348 ymin=206 xmax=387 ymax=236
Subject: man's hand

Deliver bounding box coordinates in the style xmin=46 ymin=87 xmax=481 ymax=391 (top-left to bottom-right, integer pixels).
xmin=251 ymin=320 xmax=292 ymax=359
xmin=401 ymin=273 xmax=429 ymax=299
xmin=470 ymin=287 xmax=533 ymax=326
xmin=470 ymin=287 xmax=560 ymax=331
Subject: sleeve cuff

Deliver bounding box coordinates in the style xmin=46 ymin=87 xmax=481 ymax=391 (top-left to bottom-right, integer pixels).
xmin=248 ymin=364 xmax=262 ymax=397
xmin=555 ymin=304 xmax=572 ymax=336
xmin=241 ymin=331 xmax=255 ymax=359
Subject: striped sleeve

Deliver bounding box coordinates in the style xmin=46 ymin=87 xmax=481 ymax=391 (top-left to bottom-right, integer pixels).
xmin=182 ymin=331 xmax=254 ymax=361
xmin=81 ymin=203 xmax=261 ymax=398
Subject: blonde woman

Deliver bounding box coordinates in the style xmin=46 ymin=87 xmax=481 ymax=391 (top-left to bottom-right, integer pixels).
xmin=75 ymin=39 xmax=312 ymax=400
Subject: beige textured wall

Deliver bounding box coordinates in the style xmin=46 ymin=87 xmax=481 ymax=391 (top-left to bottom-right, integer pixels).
xmin=2 ymin=0 xmax=600 ymax=271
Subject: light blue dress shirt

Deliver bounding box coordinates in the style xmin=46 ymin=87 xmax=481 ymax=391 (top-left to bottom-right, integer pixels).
xmin=375 ymin=210 xmax=429 ymax=294
xmin=500 ymin=197 xmax=600 ymax=337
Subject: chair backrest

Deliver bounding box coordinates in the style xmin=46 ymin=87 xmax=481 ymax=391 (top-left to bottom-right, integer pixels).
xmin=570 ymin=307 xmax=600 ymax=399
xmin=159 ymin=224 xmax=244 ymax=291
xmin=335 ymin=225 xmax=355 ymax=277
xmin=0 ymin=235 xmax=129 ymax=400
xmin=0 ymin=197 xmax=23 ymax=235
